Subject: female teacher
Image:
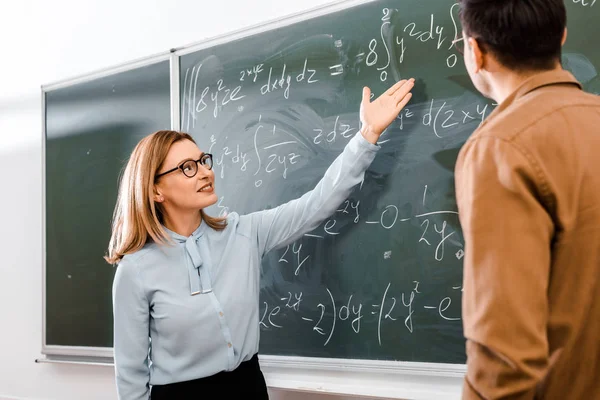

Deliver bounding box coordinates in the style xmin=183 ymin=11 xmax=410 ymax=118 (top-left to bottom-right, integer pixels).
xmin=106 ymin=78 xmax=414 ymax=399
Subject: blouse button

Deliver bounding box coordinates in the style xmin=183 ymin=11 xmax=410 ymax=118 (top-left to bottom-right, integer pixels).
xmin=228 ymin=342 xmax=232 ymax=348
xmin=219 ymin=312 xmax=224 ymax=317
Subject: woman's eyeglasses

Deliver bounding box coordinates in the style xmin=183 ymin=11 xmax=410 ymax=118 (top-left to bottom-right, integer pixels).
xmin=155 ymin=153 xmax=213 ymax=179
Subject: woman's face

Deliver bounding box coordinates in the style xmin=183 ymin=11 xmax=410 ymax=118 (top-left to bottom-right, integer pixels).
xmin=154 ymin=139 xmax=217 ymax=212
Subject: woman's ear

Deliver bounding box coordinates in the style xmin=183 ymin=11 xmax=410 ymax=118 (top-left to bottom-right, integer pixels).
xmin=561 ymin=28 xmax=568 ymax=46
xmin=154 ymin=189 xmax=165 ymax=203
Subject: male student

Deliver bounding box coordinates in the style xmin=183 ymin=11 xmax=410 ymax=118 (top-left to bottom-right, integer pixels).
xmin=454 ymin=0 xmax=600 ymax=399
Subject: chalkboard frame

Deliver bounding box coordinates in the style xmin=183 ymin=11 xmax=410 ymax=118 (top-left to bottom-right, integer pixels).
xmin=39 ymin=0 xmax=468 ymax=397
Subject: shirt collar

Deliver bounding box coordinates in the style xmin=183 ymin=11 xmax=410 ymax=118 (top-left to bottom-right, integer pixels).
xmin=481 ymin=69 xmax=582 ymax=127
xmin=162 ymin=221 xmax=211 ymax=295
xmin=162 ymin=221 xmax=206 ymax=243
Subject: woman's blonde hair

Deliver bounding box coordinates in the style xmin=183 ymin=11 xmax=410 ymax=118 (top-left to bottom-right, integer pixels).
xmin=104 ymin=130 xmax=226 ymax=264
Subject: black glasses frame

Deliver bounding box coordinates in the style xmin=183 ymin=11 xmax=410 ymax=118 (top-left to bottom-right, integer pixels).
xmin=155 ymin=153 xmax=213 ymax=179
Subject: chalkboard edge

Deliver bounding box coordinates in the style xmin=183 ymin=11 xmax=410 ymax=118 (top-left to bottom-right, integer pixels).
xmin=41 ymin=52 xmax=172 ymax=92
xmin=41 ymin=86 xmax=47 ymax=361
xmin=38 ymin=348 xmax=465 ymax=398
xmin=261 ymin=354 xmax=464 ymax=398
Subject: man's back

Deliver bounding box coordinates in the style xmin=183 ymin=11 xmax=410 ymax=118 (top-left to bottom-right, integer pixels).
xmin=455 ymin=70 xmax=600 ymax=399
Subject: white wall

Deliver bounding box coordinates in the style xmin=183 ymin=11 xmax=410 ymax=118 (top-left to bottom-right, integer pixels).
xmin=0 ymin=0 xmax=455 ymax=399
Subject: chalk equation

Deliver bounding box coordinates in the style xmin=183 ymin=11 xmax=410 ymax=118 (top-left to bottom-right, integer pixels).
xmin=260 ymin=280 xmax=462 ymax=346
xmin=572 ymin=0 xmax=596 ymax=7
xmin=204 ymin=97 xmax=493 ymax=195
xmin=266 ymin=181 xmax=463 ymax=281
xmin=180 ymin=3 xmax=481 ymax=131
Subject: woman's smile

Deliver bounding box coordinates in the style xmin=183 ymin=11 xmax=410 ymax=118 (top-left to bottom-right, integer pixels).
xmin=197 ymin=183 xmax=214 ymax=193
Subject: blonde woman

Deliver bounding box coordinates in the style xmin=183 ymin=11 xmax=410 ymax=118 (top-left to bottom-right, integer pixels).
xmin=106 ymin=78 xmax=414 ymax=399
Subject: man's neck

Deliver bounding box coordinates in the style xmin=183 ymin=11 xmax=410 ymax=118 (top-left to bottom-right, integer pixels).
xmin=488 ymin=64 xmax=563 ymax=104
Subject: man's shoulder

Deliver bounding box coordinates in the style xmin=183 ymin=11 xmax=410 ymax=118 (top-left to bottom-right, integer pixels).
xmin=474 ymin=85 xmax=600 ymax=143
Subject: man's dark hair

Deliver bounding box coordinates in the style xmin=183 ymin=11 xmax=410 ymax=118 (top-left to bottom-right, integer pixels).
xmin=458 ymin=0 xmax=567 ymax=71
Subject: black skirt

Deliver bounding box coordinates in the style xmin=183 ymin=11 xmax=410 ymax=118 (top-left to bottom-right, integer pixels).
xmin=150 ymin=354 xmax=269 ymax=399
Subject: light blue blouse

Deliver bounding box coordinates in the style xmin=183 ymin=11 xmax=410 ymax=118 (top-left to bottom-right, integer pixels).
xmin=112 ymin=132 xmax=380 ymax=399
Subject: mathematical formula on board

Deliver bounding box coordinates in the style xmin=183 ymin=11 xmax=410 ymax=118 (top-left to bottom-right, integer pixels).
xmin=572 ymin=0 xmax=596 ymax=7
xmin=260 ymin=280 xmax=462 ymax=347
xmin=254 ymin=180 xmax=465 ymax=346
xmin=203 ymin=98 xmax=491 ymax=188
xmin=264 ymin=184 xmax=464 ymax=269
xmin=179 ymin=4 xmax=483 ymax=347
xmin=181 ymin=5 xmax=471 ymax=127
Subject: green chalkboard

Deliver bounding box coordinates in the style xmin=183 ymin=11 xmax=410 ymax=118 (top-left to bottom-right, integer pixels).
xmin=44 ymin=60 xmax=171 ymax=348
xmin=43 ymin=0 xmax=599 ymax=363
xmin=178 ymin=0 xmax=599 ymax=364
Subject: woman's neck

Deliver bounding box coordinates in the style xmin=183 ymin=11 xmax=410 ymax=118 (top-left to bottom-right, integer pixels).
xmin=162 ymin=209 xmax=202 ymax=237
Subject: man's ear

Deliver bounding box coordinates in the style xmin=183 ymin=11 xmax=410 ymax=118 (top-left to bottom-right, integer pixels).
xmin=561 ymin=28 xmax=568 ymax=46
xmin=469 ymin=37 xmax=485 ymax=74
